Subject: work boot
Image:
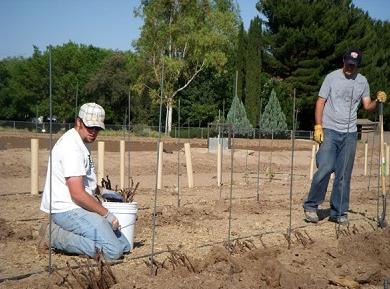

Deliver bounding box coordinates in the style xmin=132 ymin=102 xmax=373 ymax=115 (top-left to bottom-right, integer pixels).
xmin=37 ymin=220 xmax=51 ymax=254
xmin=304 ymin=210 xmax=319 ymax=223
xmin=328 ymin=215 xmax=349 ymax=225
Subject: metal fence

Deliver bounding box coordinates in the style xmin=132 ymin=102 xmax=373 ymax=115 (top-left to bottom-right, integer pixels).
xmin=0 ymin=120 xmax=313 ymax=140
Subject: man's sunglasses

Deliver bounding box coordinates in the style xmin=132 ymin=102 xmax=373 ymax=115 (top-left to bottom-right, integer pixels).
xmin=80 ymin=118 xmax=102 ymax=132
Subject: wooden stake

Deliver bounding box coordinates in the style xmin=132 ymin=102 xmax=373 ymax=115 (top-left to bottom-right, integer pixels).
xmin=364 ymin=142 xmax=368 ymax=176
xmin=31 ymin=138 xmax=39 ymax=195
xmin=120 ymin=140 xmax=125 ymax=189
xmin=184 ymin=143 xmax=194 ymax=188
xmin=309 ymin=144 xmax=316 ymax=180
xmin=217 ymin=143 xmax=222 ymax=187
xmin=157 ymin=142 xmax=163 ymax=189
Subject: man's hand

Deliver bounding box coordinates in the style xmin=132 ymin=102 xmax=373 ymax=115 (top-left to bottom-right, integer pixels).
xmin=314 ymin=124 xmax=323 ymax=144
xmin=377 ymin=91 xmax=387 ymax=103
xmin=104 ymin=211 xmax=120 ymax=230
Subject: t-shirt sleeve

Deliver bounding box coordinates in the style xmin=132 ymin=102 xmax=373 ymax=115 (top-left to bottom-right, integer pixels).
xmin=62 ymin=150 xmax=87 ymax=178
xmin=318 ymin=75 xmax=331 ymax=99
xmin=361 ymin=79 xmax=370 ymax=99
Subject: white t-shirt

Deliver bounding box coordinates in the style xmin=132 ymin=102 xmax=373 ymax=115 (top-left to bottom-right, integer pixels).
xmin=40 ymin=128 xmax=97 ymax=213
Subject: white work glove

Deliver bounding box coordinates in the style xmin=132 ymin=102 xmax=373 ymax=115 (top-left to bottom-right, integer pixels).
xmin=104 ymin=211 xmax=120 ymax=230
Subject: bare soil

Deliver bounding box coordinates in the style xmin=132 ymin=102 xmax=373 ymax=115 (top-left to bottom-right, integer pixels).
xmin=0 ymin=130 xmax=389 ymax=289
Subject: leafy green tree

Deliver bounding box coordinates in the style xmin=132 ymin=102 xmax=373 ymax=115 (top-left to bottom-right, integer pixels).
xmin=47 ymin=42 xmax=111 ymax=122
xmin=260 ymin=88 xmax=287 ymax=133
xmin=177 ymin=67 xmax=229 ymax=128
xmin=0 ymin=43 xmax=112 ymax=122
xmin=245 ymin=16 xmax=262 ymax=126
xmin=4 ymin=56 xmax=38 ymax=120
xmin=85 ymin=52 xmax=136 ymax=124
xmin=226 ymin=94 xmax=253 ymax=135
xmin=134 ymin=0 xmax=240 ymax=133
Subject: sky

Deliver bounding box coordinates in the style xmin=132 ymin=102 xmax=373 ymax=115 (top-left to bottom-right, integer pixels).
xmin=0 ymin=0 xmax=389 ymax=59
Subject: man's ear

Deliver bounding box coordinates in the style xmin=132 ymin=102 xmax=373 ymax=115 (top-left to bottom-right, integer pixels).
xmin=75 ymin=117 xmax=82 ymax=129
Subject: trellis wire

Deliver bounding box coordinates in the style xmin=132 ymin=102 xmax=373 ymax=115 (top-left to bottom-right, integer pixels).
xmin=245 ymin=133 xmax=249 ymax=184
xmin=228 ymin=72 xmax=238 ymax=243
xmin=177 ymin=98 xmax=181 ymax=207
xmin=256 ymin=98 xmax=263 ymax=202
xmin=128 ymin=91 xmax=131 ymax=187
xmin=221 ymin=100 xmax=225 ymax=198
xmin=287 ymin=88 xmax=297 ymax=248
xmin=227 ymin=132 xmax=235 ymax=244
xmin=218 ymin=109 xmax=224 ymax=199
xmin=150 ymin=55 xmax=165 ymax=276
xmin=48 ymin=46 xmax=53 ymax=274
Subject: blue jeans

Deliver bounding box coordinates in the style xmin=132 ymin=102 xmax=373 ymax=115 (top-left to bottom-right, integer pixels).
xmin=303 ymin=128 xmax=357 ymax=218
xmin=51 ymin=208 xmax=130 ymax=260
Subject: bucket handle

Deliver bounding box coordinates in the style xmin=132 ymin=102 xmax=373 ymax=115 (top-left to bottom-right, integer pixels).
xmin=120 ymin=222 xmax=136 ymax=230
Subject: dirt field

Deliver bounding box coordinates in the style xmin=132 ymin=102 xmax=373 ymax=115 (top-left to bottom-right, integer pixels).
xmin=1 ymin=130 xmax=390 ymax=289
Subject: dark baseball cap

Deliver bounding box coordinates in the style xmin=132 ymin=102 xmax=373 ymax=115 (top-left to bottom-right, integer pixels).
xmin=343 ymin=48 xmax=362 ymax=66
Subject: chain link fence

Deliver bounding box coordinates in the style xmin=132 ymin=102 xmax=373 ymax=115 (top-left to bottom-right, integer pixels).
xmin=0 ymin=120 xmax=313 ymax=140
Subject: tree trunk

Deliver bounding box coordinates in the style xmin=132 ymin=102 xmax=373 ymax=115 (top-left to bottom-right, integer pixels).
xmin=167 ymin=103 xmax=173 ymax=134
xmin=165 ymin=105 xmax=169 ymax=134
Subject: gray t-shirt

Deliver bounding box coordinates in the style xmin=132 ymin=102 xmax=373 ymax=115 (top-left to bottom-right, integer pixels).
xmin=320 ymin=68 xmax=370 ymax=132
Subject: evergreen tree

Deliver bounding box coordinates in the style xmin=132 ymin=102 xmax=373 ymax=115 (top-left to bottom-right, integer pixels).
xmin=226 ymin=94 xmax=253 ymax=135
xmin=260 ymin=89 xmax=287 ymax=133
xmin=245 ymin=16 xmax=262 ymax=127
xmin=257 ymin=0 xmax=377 ymax=129
xmin=235 ymin=22 xmax=247 ymax=101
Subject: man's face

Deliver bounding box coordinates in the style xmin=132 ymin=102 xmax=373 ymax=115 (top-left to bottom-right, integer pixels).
xmin=343 ymin=61 xmax=358 ymax=77
xmin=76 ymin=118 xmax=102 ymax=143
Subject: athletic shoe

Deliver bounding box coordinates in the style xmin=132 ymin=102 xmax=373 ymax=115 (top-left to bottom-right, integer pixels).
xmin=304 ymin=210 xmax=319 ymax=223
xmin=328 ymin=215 xmax=349 ymax=225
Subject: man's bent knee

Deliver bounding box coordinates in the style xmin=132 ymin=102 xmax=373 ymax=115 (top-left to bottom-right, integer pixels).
xmin=102 ymin=242 xmax=125 ymax=260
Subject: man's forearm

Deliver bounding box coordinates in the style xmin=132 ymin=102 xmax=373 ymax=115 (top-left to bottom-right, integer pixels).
xmin=71 ymin=190 xmax=108 ymax=216
xmin=315 ymin=97 xmax=326 ymax=125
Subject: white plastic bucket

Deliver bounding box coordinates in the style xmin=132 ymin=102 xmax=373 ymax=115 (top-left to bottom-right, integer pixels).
xmin=102 ymin=202 xmax=138 ymax=249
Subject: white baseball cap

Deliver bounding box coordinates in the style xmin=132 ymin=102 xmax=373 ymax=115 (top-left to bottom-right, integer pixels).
xmin=78 ymin=103 xmax=105 ymax=130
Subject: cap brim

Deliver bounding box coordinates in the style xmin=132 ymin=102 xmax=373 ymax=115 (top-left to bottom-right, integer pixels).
xmin=83 ymin=119 xmax=105 ymax=130
xmin=345 ymin=58 xmax=358 ymax=66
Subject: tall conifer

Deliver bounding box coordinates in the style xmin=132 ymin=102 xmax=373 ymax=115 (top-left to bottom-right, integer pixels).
xmin=235 ymin=22 xmax=247 ymax=101
xmin=245 ymin=16 xmax=262 ymax=127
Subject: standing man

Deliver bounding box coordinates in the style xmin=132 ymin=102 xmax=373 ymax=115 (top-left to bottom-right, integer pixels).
xmin=303 ymin=49 xmax=386 ymax=225
xmin=39 ymin=103 xmax=130 ymax=259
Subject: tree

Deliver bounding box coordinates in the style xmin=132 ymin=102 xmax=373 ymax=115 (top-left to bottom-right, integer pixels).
xmin=245 ymin=16 xmax=262 ymax=126
xmin=177 ymin=67 xmax=228 ymax=128
xmin=256 ymin=0 xmax=380 ymax=129
xmin=260 ymin=88 xmax=287 ymax=133
xmin=134 ymin=0 xmax=240 ymax=133
xmin=226 ymin=94 xmax=253 ymax=135
xmin=235 ymin=22 xmax=247 ymax=101
xmin=85 ymin=52 xmax=136 ymax=124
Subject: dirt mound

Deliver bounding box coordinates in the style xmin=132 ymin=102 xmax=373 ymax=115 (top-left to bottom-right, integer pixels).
xmin=112 ymin=244 xmax=316 ymax=289
xmin=109 ymin=228 xmax=390 ymax=289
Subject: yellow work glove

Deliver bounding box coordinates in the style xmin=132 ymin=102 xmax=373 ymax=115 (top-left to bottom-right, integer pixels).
xmin=314 ymin=124 xmax=323 ymax=144
xmin=376 ymin=91 xmax=387 ymax=103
